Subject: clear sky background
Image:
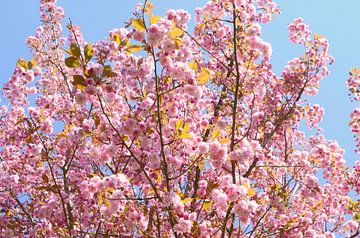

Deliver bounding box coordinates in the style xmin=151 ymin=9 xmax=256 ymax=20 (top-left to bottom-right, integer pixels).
xmin=0 ymin=0 xmax=359 ymax=166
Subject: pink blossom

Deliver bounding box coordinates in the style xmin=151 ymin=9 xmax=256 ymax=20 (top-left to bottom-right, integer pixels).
xmin=0 ymin=0 xmax=356 ymax=237
xmin=133 ymin=29 xmax=144 ymax=41
xmin=174 ymin=218 xmax=192 ymax=234
xmin=75 ymin=93 xmax=87 ymax=105
xmin=185 ymin=84 xmax=202 ymax=98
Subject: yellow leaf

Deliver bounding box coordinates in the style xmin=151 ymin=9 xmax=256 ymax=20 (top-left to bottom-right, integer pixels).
xmin=39 ymin=109 xmax=46 ymax=121
xmin=135 ymin=139 xmax=141 ymax=146
xmin=98 ymin=193 xmax=104 ymax=205
xmin=157 ymin=173 xmax=162 ymax=184
xmin=351 ymin=67 xmax=360 ymax=75
xmin=112 ymin=34 xmax=121 ymax=45
xmin=244 ymin=61 xmax=256 ymax=70
xmin=169 ymin=24 xmax=183 ymax=38
xmin=92 ymin=136 xmax=100 ymax=146
xmin=314 ymin=33 xmax=324 ymax=40
xmin=88 ymin=173 xmax=98 ymax=178
xmin=247 ymin=188 xmax=256 ymax=197
xmin=17 ymin=58 xmax=36 ymax=70
xmin=93 ymin=113 xmax=100 ymax=128
xmin=180 ymin=123 xmax=192 ymax=139
xmin=124 ymin=38 xmax=130 ymax=47
xmin=181 ymin=197 xmax=193 ymax=204
xmin=196 ymin=23 xmax=205 ymax=30
xmin=57 ymin=124 xmax=71 ymax=138
xmin=177 ymin=190 xmax=185 ymax=199
xmin=28 ymin=58 xmax=36 ymax=69
xmin=242 ymin=42 xmax=249 ymax=50
xmin=145 ymin=1 xmax=154 ymax=13
xmin=175 ymin=118 xmax=192 ymax=139
xmin=73 ymin=75 xmax=87 ymax=90
xmin=196 ymin=68 xmax=211 ymax=85
xmin=106 ymin=187 xmax=115 ymax=194
xmin=175 ymin=118 xmax=184 ymax=132
xmin=165 ymin=76 xmax=173 ymax=84
xmin=198 ymin=160 xmax=205 ymax=170
xmin=203 ymin=200 xmax=212 ymax=211
xmin=174 ymin=38 xmax=183 ymax=49
xmin=84 ymin=43 xmax=93 ymax=63
xmin=69 ymin=43 xmax=81 ymax=57
xmin=155 ymin=171 xmax=162 ymax=184
xmin=131 ymin=18 xmax=146 ymax=31
xmin=270 ymin=170 xmax=278 ymax=180
xmin=98 ymin=188 xmax=114 ymax=207
xmin=150 ymin=13 xmax=161 ymax=25
xmin=17 ymin=58 xmax=27 ymax=69
xmin=65 ymin=56 xmax=80 ymax=68
xmin=125 ymin=44 xmax=143 ymax=53
xmin=210 ymin=127 xmax=220 ymax=140
xmin=219 ymin=138 xmax=231 ymax=144
xmin=188 ymin=60 xmax=197 ymax=71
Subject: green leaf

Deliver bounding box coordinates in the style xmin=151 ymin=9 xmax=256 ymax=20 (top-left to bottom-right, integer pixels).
xmin=65 ymin=56 xmax=80 ymax=68
xmin=72 ymin=75 xmax=87 ymax=90
xmin=69 ymin=43 xmax=81 ymax=57
xmin=84 ymin=43 xmax=93 ymax=63
xmin=102 ymin=65 xmax=117 ymax=77
xmin=103 ymin=65 xmax=112 ymax=77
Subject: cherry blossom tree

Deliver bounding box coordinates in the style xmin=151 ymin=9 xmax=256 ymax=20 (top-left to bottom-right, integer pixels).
xmin=0 ymin=0 xmax=359 ymax=237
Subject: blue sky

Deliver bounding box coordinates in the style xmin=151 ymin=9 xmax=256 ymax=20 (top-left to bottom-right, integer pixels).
xmin=0 ymin=0 xmax=359 ymax=165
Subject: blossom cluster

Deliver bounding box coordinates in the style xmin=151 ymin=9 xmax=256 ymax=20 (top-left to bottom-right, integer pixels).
xmin=0 ymin=0 xmax=359 ymax=237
